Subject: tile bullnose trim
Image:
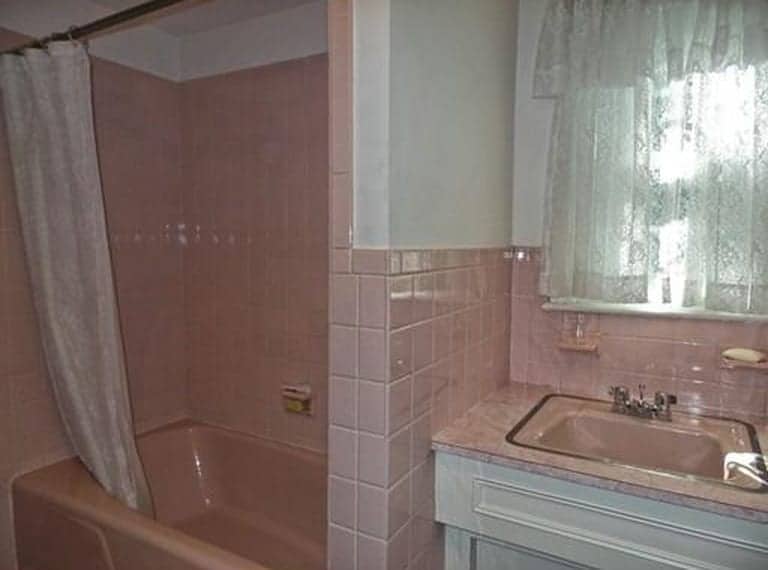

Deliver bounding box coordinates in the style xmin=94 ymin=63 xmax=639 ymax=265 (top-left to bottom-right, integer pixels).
xmin=349 ymin=247 xmax=511 ymax=276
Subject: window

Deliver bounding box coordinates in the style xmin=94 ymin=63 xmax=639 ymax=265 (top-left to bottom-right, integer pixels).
xmin=535 ymin=0 xmax=768 ymax=317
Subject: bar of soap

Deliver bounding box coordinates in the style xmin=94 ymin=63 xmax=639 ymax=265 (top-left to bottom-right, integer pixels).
xmin=722 ymin=348 xmax=767 ymax=364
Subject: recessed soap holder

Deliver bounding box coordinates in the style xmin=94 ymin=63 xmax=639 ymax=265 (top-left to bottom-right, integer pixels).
xmin=558 ymin=312 xmax=600 ymax=354
xmin=282 ymin=384 xmax=313 ymax=415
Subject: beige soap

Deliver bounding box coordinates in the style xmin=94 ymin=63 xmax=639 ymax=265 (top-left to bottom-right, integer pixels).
xmin=722 ymin=347 xmax=768 ymax=364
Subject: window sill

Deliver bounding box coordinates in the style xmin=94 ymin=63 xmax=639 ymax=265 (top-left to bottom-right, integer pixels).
xmin=543 ymin=298 xmax=768 ymax=323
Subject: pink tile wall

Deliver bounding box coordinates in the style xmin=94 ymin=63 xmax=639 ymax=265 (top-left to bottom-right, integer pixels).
xmin=182 ymin=55 xmax=330 ymax=452
xmin=329 ymin=248 xmax=511 ymax=570
xmin=92 ymin=59 xmax=187 ymax=433
xmin=0 ymin=29 xmax=187 ymax=569
xmin=510 ymin=248 xmax=768 ymax=418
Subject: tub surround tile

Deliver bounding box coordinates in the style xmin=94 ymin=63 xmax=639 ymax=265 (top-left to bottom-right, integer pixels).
xmin=184 ymin=55 xmax=330 ymax=454
xmin=0 ymin=34 xmax=189 ymax=570
xmin=0 ymin=29 xmax=330 ymax=570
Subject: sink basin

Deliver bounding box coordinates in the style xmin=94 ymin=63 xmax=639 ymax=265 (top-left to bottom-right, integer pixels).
xmin=506 ymin=394 xmax=765 ymax=491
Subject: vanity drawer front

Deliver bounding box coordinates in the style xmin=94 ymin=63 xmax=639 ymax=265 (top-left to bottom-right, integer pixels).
xmin=436 ymin=453 xmax=768 ymax=570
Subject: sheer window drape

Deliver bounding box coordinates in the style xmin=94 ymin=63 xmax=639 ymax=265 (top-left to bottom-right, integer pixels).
xmin=536 ymin=0 xmax=768 ymax=315
xmin=0 ymin=43 xmax=153 ymax=513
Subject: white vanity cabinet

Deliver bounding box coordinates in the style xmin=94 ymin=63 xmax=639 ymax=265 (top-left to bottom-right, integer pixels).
xmin=435 ymin=452 xmax=768 ymax=570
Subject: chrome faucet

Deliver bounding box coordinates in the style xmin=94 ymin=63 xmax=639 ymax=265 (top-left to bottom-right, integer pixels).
xmin=608 ymin=384 xmax=677 ymax=421
xmin=724 ymin=453 xmax=768 ymax=487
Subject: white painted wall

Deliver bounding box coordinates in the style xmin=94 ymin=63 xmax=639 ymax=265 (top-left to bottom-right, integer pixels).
xmin=353 ymin=0 xmax=518 ymax=249
xmin=512 ymin=0 xmax=552 ymax=246
xmin=180 ymin=2 xmax=328 ymax=80
xmin=353 ymin=0 xmax=391 ymax=247
xmin=0 ymin=0 xmax=328 ymax=81
xmin=389 ymin=0 xmax=517 ymax=249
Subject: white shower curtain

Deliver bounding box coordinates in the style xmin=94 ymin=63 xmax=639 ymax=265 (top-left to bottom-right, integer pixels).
xmin=0 ymin=42 xmax=153 ymax=513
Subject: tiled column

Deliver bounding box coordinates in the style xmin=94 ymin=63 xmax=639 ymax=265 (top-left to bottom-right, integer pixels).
xmin=327 ymin=0 xmax=357 ymax=567
xmin=329 ymin=248 xmax=511 ymax=570
xmin=327 ymin=4 xmax=513 ymax=569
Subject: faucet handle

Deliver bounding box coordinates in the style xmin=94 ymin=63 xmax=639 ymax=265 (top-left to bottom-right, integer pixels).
xmin=609 ymin=385 xmax=629 ymax=402
xmin=653 ymin=391 xmax=678 ymax=420
xmin=608 ymin=385 xmax=621 ymax=396
xmin=654 ymin=391 xmax=677 ymax=406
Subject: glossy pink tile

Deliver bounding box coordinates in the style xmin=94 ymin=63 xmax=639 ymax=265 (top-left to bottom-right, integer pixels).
xmin=359 ymin=276 xmax=387 ymax=328
xmin=332 ymin=274 xmax=359 ymax=325
xmin=390 ymin=328 xmax=414 ymax=381
xmin=357 ymin=483 xmax=387 ymax=537
xmin=352 ymin=249 xmax=390 ymax=275
xmin=357 ymin=535 xmax=386 ymax=570
xmin=358 ymin=381 xmax=386 ymax=434
xmin=329 ymin=426 xmax=357 ymax=479
xmin=388 ymin=377 xmax=412 ymax=434
xmin=359 ymin=328 xmax=388 ymax=382
xmin=329 ymin=476 xmax=356 ymax=529
xmin=357 ymin=432 xmax=388 ymax=488
xmin=330 ymin=376 xmax=357 ymax=429
xmin=331 ymin=325 xmax=358 ymax=377
xmin=328 ymin=525 xmax=356 ymax=570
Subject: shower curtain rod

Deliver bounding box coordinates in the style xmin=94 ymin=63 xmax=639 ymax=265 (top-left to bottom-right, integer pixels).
xmin=0 ymin=0 xmax=188 ymax=56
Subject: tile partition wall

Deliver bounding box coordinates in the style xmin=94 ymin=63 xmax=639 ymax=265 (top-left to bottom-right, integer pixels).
xmin=181 ymin=54 xmax=330 ymax=452
xmin=326 ymin=4 xmax=513 ymax=568
xmin=510 ymin=248 xmax=768 ymax=418
xmin=328 ymin=248 xmax=511 ymax=570
xmin=0 ymin=29 xmax=187 ymax=569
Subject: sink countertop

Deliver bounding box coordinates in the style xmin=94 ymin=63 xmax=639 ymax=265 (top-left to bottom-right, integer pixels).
xmin=432 ymin=383 xmax=768 ymax=522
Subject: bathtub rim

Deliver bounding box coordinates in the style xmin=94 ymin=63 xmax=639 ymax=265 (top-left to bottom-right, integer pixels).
xmin=11 ymin=417 xmax=332 ymax=570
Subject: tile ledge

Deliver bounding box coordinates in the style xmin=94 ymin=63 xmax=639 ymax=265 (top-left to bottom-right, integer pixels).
xmin=543 ymin=299 xmax=768 ymax=323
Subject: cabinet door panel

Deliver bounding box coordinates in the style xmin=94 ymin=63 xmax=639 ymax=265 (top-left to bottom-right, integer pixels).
xmin=476 ymin=538 xmax=591 ymax=570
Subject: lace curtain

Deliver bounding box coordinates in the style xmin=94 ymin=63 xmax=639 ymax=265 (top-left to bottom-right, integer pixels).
xmin=536 ymin=0 xmax=768 ymax=314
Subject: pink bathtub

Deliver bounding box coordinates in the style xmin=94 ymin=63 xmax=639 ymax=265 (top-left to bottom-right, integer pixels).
xmin=13 ymin=421 xmax=327 ymax=570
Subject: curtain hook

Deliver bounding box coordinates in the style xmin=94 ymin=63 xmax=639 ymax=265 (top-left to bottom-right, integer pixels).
xmin=66 ymin=27 xmax=78 ymax=43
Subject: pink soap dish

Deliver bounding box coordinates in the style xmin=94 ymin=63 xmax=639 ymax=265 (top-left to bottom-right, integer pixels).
xmin=557 ymin=334 xmax=600 ymax=354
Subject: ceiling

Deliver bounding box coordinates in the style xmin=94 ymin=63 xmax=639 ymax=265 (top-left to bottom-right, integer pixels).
xmin=92 ymin=0 xmax=319 ymax=36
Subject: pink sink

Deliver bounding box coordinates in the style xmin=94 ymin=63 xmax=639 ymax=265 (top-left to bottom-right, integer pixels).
xmin=507 ymin=395 xmax=764 ymax=490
